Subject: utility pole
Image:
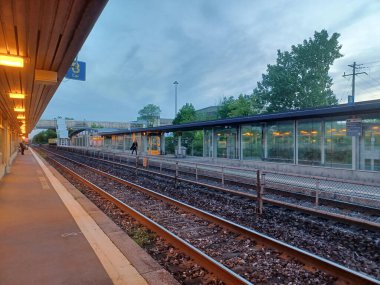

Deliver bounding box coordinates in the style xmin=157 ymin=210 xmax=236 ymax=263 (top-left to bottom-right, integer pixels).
xmin=343 ymin=62 xmax=367 ymax=104
xmin=173 ymin=81 xmax=179 ymax=116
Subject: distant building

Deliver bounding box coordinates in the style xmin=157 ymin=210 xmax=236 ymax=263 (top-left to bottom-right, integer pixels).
xmin=134 ymin=117 xmax=173 ymax=127
xmin=159 ymin=118 xmax=173 ymax=126
xmin=196 ymin=106 xmax=218 ymax=121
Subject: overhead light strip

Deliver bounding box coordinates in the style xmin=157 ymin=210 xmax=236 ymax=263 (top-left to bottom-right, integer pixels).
xmin=0 ymin=54 xmax=24 ymax=68
xmin=9 ymin=93 xmax=25 ymax=99
xmin=14 ymin=107 xmax=25 ymax=112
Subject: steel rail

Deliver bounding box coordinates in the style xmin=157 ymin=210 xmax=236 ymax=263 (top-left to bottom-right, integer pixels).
xmin=60 ymin=146 xmax=380 ymax=188
xmin=45 ymin=150 xmax=380 ymax=285
xmin=59 ymin=146 xmax=380 ymax=209
xmin=43 ymin=147 xmax=380 ymax=231
xmin=47 ymin=156 xmax=252 ymax=285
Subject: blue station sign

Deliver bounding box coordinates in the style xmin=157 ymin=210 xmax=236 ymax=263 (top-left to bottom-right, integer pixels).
xmin=65 ymin=61 xmax=86 ymax=81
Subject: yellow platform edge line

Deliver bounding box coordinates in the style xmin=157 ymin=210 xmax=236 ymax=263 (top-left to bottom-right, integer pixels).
xmin=30 ymin=149 xmax=148 ymax=285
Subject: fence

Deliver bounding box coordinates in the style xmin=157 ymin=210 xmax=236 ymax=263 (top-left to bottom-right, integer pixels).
xmin=57 ymin=146 xmax=380 ymax=208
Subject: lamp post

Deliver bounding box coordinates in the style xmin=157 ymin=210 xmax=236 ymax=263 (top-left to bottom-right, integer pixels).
xmin=173 ymin=81 xmax=179 ymax=116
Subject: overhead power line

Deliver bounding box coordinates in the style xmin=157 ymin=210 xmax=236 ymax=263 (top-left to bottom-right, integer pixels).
xmin=356 ymin=74 xmax=380 ymax=94
xmin=360 ymin=60 xmax=380 ymax=65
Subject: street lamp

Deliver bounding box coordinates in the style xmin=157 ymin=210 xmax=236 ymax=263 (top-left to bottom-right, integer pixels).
xmin=173 ymin=81 xmax=179 ymax=116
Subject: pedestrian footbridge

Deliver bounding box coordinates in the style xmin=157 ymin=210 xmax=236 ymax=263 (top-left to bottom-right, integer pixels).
xmin=35 ymin=119 xmax=134 ymax=130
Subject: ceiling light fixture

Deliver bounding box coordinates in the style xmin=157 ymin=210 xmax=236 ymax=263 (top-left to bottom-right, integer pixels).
xmin=17 ymin=114 xmax=25 ymax=119
xmin=0 ymin=54 xmax=24 ymax=68
xmin=9 ymin=93 xmax=26 ymax=99
xmin=14 ymin=107 xmax=25 ymax=112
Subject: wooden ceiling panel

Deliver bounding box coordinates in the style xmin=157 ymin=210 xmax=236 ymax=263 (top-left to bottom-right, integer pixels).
xmin=36 ymin=1 xmax=57 ymax=69
xmin=0 ymin=0 xmax=108 ymax=134
xmin=50 ymin=0 xmax=87 ymax=72
xmin=43 ymin=1 xmax=72 ymax=70
xmin=0 ymin=1 xmax=17 ymax=55
xmin=13 ymin=0 xmax=27 ymax=56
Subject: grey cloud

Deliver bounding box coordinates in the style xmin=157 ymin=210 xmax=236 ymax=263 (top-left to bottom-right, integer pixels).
xmin=42 ymin=0 xmax=380 ymax=122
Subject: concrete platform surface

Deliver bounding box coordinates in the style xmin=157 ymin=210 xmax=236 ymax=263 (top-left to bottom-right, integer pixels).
xmin=0 ymin=149 xmax=178 ymax=285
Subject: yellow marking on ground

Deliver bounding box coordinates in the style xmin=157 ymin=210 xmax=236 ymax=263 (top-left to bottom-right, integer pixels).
xmin=38 ymin=176 xmax=50 ymax=190
xmin=30 ymin=149 xmax=147 ymax=285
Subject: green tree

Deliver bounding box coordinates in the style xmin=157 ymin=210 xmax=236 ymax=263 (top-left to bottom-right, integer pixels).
xmin=217 ymin=96 xmax=235 ymax=119
xmin=32 ymin=129 xmax=57 ymax=144
xmin=254 ymin=29 xmax=342 ymax=113
xmin=217 ymin=94 xmax=261 ymax=119
xmin=91 ymin=123 xmax=103 ymax=128
xmin=172 ymin=103 xmax=204 ymax=156
xmin=138 ymin=104 xmax=161 ymax=127
xmin=173 ymin=103 xmax=197 ymax=125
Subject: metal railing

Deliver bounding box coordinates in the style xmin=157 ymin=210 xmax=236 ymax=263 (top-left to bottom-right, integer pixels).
xmin=57 ymin=146 xmax=380 ymax=208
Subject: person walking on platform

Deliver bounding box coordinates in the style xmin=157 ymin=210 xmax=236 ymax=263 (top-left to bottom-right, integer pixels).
xmin=130 ymin=140 xmax=138 ymax=155
xmin=19 ymin=142 xmax=26 ymax=155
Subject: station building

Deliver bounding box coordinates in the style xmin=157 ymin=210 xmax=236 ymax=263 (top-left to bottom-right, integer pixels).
xmin=71 ymin=100 xmax=380 ymax=182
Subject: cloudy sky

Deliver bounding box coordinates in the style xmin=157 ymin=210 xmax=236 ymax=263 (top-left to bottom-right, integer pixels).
xmin=41 ymin=0 xmax=380 ymax=122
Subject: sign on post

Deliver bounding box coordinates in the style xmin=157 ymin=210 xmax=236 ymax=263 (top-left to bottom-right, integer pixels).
xmin=346 ymin=118 xmax=362 ymax=136
xmin=65 ymin=61 xmax=86 ymax=81
xmin=347 ymin=95 xmax=354 ymax=105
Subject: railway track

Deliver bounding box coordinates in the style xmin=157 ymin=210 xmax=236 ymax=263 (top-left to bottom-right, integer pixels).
xmin=48 ymin=147 xmax=380 ymax=231
xmin=39 ymin=147 xmax=380 ymax=285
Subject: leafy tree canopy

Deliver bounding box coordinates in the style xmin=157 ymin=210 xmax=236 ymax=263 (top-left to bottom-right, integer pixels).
xmin=32 ymin=129 xmax=57 ymax=144
xmin=254 ymin=29 xmax=342 ymax=113
xmin=91 ymin=123 xmax=104 ymax=128
xmin=138 ymin=104 xmax=161 ymax=127
xmin=173 ymin=103 xmax=197 ymax=125
xmin=217 ymin=94 xmax=261 ymax=119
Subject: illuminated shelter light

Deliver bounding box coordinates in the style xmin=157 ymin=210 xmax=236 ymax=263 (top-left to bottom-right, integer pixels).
xmin=14 ymin=107 xmax=25 ymax=112
xmin=0 ymin=54 xmax=24 ymax=68
xmin=9 ymin=93 xmax=25 ymax=99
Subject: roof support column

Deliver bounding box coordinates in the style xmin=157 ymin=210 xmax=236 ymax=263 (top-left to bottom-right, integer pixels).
xmin=212 ymin=128 xmax=216 ymax=159
xmin=321 ymin=120 xmax=325 ymax=166
xmin=263 ymin=123 xmax=268 ymax=160
xmin=239 ymin=125 xmax=243 ymax=160
xmin=160 ymin=133 xmax=165 ymax=155
xmin=142 ymin=133 xmax=148 ymax=155
xmin=352 ymin=136 xmax=357 ymax=170
xmin=295 ymin=120 xmax=298 ymax=165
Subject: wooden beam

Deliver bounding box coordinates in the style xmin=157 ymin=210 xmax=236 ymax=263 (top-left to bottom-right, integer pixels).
xmin=35 ymin=69 xmax=57 ymax=85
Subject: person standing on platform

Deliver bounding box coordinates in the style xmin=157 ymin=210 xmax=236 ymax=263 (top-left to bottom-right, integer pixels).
xmin=130 ymin=140 xmax=138 ymax=155
xmin=19 ymin=141 xmax=26 ymax=155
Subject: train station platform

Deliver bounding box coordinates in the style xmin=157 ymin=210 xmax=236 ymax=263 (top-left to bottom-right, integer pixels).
xmin=0 ymin=150 xmax=178 ymax=285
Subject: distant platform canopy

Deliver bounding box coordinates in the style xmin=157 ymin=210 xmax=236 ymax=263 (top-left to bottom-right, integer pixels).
xmin=71 ymin=100 xmax=380 ymax=173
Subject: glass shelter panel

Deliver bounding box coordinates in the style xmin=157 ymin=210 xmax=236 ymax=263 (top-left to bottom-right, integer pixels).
xmin=360 ymin=115 xmax=380 ymax=171
xmin=165 ymin=133 xmax=175 ymax=155
xmin=241 ymin=124 xmax=263 ymax=160
xmin=324 ymin=119 xmax=351 ymax=169
xmin=114 ymin=135 xmax=124 ymax=150
xmin=148 ymin=135 xmax=160 ymax=155
xmin=134 ymin=133 xmax=142 ymax=154
xmin=215 ymin=127 xmax=239 ymax=159
xmin=298 ymin=120 xmax=322 ymax=165
xmin=267 ymin=121 xmax=294 ymax=163
xmin=103 ymin=136 xmax=112 ymax=148
xmin=181 ymin=130 xmax=203 ymax=156
xmin=124 ymin=134 xmax=133 ymax=152
xmin=203 ymin=129 xmax=213 ymax=157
